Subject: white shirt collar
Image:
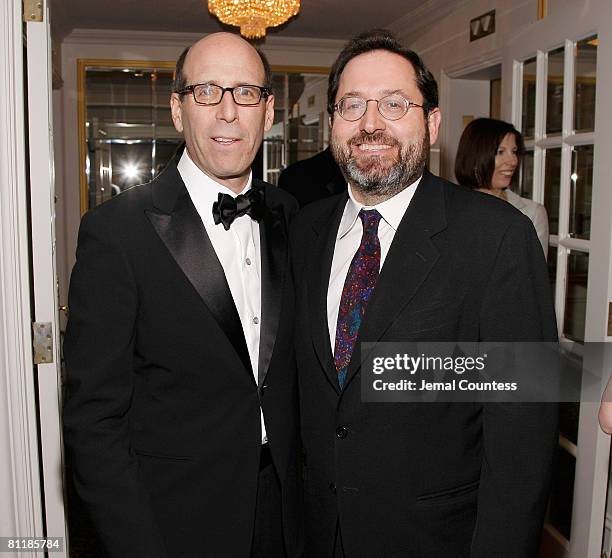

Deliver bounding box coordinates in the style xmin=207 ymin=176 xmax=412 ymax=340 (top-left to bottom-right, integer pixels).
xmin=177 ymin=149 xmax=252 ymax=226
xmin=337 ymin=175 xmax=422 ymax=239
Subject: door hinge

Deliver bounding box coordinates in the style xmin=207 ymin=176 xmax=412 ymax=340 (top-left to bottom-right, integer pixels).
xmin=32 ymin=322 xmax=53 ymax=364
xmin=23 ymin=0 xmax=43 ymax=22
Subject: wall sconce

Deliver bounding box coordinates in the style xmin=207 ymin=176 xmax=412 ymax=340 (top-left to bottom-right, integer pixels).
xmin=470 ymin=10 xmax=495 ymax=41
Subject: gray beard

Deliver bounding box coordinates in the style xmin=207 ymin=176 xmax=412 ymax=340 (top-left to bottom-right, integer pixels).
xmin=332 ymin=128 xmax=430 ymax=199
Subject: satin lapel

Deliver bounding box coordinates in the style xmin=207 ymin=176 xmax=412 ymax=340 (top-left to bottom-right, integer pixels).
xmin=145 ymin=167 xmax=253 ymax=380
xmin=342 ymin=173 xmax=447 ymax=390
xmin=257 ymin=184 xmax=286 ymax=387
xmin=309 ymin=195 xmax=348 ymax=395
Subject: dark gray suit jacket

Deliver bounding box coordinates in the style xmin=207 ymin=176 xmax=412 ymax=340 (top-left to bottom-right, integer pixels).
xmin=291 ymin=171 xmax=558 ymax=557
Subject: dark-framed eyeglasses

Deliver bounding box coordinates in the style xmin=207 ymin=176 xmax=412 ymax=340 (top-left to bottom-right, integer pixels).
xmin=334 ymin=94 xmax=424 ymax=121
xmin=176 ymin=83 xmax=272 ymax=106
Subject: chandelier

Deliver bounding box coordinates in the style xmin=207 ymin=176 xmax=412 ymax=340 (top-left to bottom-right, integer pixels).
xmin=208 ymin=0 xmax=300 ymax=39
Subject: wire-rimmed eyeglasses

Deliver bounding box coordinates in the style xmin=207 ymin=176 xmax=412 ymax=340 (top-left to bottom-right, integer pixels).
xmin=334 ymin=94 xmax=424 ymax=121
xmin=176 ymin=83 xmax=271 ymax=106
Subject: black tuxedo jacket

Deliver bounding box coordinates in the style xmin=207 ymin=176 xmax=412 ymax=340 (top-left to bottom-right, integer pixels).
xmin=291 ymin=171 xmax=558 ymax=558
xmin=63 ymin=160 xmax=302 ymax=558
xmin=278 ymin=148 xmax=346 ymax=208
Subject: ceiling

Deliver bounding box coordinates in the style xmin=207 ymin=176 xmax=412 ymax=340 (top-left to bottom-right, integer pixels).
xmin=50 ymin=0 xmax=459 ymax=42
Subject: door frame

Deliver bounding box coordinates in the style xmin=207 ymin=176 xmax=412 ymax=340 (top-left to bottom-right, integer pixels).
xmin=0 ymin=0 xmax=45 ymax=544
xmin=26 ymin=1 xmax=68 ymax=553
xmin=502 ymin=1 xmax=612 ymax=556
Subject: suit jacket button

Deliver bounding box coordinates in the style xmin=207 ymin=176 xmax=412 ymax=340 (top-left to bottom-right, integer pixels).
xmin=336 ymin=426 xmax=348 ymax=439
xmin=329 ymin=482 xmax=337 ymax=494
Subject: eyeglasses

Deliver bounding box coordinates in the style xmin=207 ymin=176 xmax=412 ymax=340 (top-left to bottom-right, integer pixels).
xmin=176 ymin=83 xmax=271 ymax=106
xmin=334 ymin=94 xmax=424 ymax=121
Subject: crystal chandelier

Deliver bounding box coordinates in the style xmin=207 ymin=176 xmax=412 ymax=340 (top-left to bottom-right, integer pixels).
xmin=208 ymin=0 xmax=300 ymax=39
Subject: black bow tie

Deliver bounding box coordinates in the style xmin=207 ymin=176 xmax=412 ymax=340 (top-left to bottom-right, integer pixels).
xmin=212 ymin=188 xmax=266 ymax=231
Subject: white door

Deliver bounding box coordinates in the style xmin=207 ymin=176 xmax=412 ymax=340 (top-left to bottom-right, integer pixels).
xmin=502 ymin=2 xmax=612 ymax=557
xmin=25 ymin=0 xmax=68 ymax=554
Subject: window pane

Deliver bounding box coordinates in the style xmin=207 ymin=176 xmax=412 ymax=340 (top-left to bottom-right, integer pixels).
xmin=570 ymin=145 xmax=594 ymax=240
xmin=521 ymin=57 xmax=536 ymax=139
xmin=563 ymin=251 xmax=588 ymax=342
xmin=519 ymin=150 xmax=534 ymax=199
xmin=574 ymin=36 xmax=597 ymax=133
xmin=287 ymin=73 xmax=326 ymax=165
xmin=85 ymin=67 xmax=181 ymax=209
xmin=546 ymin=47 xmax=565 ymax=136
xmin=548 ymin=446 xmax=575 ymax=541
xmin=265 ymin=71 xmax=329 ymax=184
xmin=544 ymin=148 xmax=562 ymax=235
xmin=264 ymin=72 xmax=327 ymax=166
xmin=268 ymin=73 xmax=288 ymax=185
xmin=547 ymin=245 xmax=557 ymax=296
xmin=271 ymin=73 xmax=286 ymax=126
xmin=110 ymin=143 xmax=152 ymax=190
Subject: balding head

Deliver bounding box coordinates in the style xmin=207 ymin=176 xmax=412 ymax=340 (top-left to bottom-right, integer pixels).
xmin=173 ymin=33 xmax=271 ymax=94
xmin=169 ymin=32 xmax=275 ymax=193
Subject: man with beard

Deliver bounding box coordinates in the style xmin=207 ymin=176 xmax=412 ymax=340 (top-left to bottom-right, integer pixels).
xmin=291 ymin=30 xmax=558 ymax=557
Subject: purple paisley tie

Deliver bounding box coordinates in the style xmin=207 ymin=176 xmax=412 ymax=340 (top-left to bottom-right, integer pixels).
xmin=334 ymin=209 xmax=382 ymax=388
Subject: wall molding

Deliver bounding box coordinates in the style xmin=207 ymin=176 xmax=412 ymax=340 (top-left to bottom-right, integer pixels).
xmin=443 ymin=49 xmax=502 ymax=78
xmin=389 ymin=0 xmax=471 ymax=45
xmin=63 ymin=28 xmax=346 ymax=54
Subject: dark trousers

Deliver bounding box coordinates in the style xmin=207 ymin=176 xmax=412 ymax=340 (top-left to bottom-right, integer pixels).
xmin=333 ymin=519 xmax=346 ymax=558
xmin=251 ymin=445 xmax=286 ymax=558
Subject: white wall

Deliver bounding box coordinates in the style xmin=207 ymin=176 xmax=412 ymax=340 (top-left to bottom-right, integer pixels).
xmin=391 ymin=0 xmax=538 ymax=179
xmin=445 ymin=79 xmax=490 ymax=180
xmin=403 ymin=0 xmax=536 ymax=92
xmin=55 ymin=29 xmax=343 ymax=307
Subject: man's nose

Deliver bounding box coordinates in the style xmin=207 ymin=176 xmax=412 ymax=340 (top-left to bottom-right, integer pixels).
xmin=216 ymin=90 xmax=238 ymax=122
xmin=360 ymin=100 xmax=385 ymax=134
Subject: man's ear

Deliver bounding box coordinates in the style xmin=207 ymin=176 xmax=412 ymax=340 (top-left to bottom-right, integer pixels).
xmin=263 ymin=94 xmax=275 ymax=132
xmin=427 ymin=108 xmax=442 ymax=145
xmin=170 ymin=93 xmax=184 ymax=133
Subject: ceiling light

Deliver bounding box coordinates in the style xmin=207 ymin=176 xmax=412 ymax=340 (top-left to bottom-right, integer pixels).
xmin=208 ymin=0 xmax=300 ymax=39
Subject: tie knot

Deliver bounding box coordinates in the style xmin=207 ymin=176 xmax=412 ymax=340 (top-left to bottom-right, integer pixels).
xmin=359 ymin=209 xmax=382 ymax=233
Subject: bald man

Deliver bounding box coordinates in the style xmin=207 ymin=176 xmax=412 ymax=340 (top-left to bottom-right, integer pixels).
xmin=63 ymin=34 xmax=301 ymax=558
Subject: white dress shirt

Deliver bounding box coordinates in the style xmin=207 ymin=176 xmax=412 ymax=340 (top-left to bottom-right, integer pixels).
xmin=178 ymin=150 xmax=267 ymax=444
xmin=327 ymin=177 xmax=422 ymax=350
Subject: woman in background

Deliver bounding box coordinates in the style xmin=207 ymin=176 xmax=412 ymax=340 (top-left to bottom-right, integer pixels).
xmin=455 ymin=117 xmax=549 ymax=258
